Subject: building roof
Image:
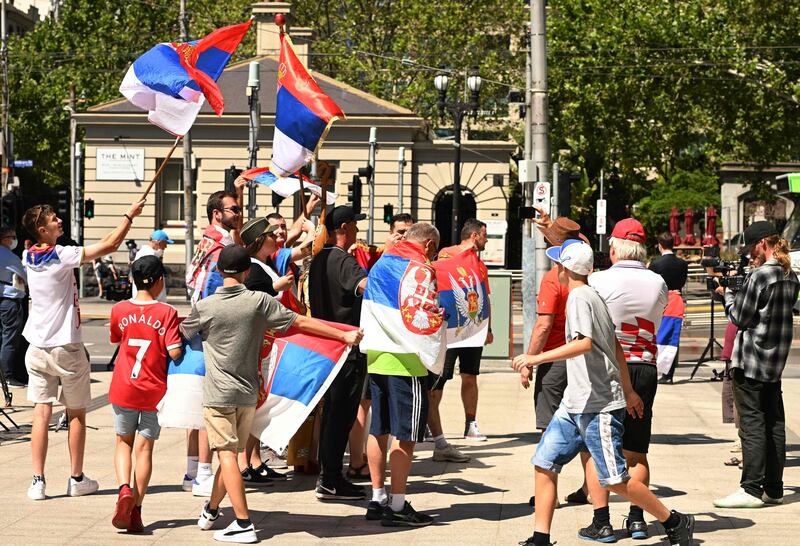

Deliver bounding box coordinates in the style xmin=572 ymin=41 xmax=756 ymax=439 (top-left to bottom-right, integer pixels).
xmin=90 ymin=55 xmax=415 ymax=117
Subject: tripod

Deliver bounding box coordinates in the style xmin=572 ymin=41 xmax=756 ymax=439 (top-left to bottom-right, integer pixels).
xmin=0 ymin=368 xmax=20 ymax=432
xmin=690 ymin=292 xmax=724 ymax=379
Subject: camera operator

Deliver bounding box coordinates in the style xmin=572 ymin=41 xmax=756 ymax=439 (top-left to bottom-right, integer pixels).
xmin=713 ymin=221 xmax=800 ymax=509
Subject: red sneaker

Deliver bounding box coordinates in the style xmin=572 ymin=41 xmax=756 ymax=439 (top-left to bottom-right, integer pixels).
xmin=127 ymin=505 xmax=144 ymax=533
xmin=112 ymin=485 xmax=135 ymax=529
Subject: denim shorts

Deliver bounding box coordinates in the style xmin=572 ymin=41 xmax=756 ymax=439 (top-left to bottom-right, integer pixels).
xmin=112 ymin=404 xmax=161 ymax=440
xmin=532 ymin=405 xmax=629 ymax=487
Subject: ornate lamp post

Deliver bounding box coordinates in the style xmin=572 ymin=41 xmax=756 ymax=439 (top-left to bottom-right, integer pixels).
xmin=434 ymin=66 xmax=483 ymax=245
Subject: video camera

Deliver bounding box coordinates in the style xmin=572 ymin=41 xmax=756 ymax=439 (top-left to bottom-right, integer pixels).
xmin=703 ymin=255 xmax=747 ymax=292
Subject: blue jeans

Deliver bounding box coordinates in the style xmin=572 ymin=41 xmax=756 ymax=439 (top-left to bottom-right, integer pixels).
xmin=0 ymin=298 xmax=24 ymax=377
xmin=532 ymin=405 xmax=630 ymax=487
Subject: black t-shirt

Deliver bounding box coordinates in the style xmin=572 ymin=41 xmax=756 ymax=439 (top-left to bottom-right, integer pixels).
xmin=308 ymin=245 xmax=367 ymax=326
xmin=245 ymin=259 xmax=278 ymax=296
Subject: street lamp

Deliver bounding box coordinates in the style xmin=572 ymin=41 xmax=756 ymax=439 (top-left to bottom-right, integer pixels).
xmin=434 ymin=66 xmax=483 ymax=246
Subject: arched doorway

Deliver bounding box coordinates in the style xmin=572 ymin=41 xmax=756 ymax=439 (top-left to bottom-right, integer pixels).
xmin=433 ymin=188 xmax=477 ymax=249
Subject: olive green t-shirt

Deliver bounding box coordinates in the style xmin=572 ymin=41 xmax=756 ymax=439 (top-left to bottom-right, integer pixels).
xmin=367 ymin=350 xmax=428 ymax=377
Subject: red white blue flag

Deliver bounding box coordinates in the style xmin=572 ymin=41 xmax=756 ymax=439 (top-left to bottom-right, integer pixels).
xmin=434 ymin=248 xmax=491 ymax=348
xmin=359 ymin=241 xmax=446 ymax=373
xmin=655 ymin=291 xmax=685 ymax=375
xmin=158 ymin=334 xmax=205 ymax=430
xmin=120 ymin=20 xmax=252 ymax=136
xmin=271 ymin=33 xmax=344 ymax=177
xmin=241 ymin=167 xmax=337 ymax=205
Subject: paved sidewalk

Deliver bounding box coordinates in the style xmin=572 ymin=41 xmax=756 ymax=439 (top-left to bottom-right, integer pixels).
xmin=0 ymin=364 xmax=798 ymax=545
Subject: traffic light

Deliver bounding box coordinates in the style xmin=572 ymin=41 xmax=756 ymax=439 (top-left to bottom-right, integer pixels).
xmin=272 ymin=192 xmax=284 ymax=207
xmin=0 ymin=194 xmax=16 ymax=227
xmin=348 ymin=175 xmax=362 ymax=214
xmin=57 ymin=189 xmax=69 ymax=218
xmin=357 ymin=165 xmax=373 ymax=181
xmin=83 ymin=198 xmax=95 ymax=219
xmin=383 ymin=203 xmax=394 ymax=224
xmin=224 ymin=165 xmax=242 ymax=194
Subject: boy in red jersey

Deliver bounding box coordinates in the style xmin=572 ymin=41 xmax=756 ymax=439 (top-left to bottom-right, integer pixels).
xmin=108 ymin=256 xmax=183 ymax=532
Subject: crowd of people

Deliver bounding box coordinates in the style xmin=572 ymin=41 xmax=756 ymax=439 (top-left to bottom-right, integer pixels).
xmin=2 ymin=177 xmax=797 ymax=546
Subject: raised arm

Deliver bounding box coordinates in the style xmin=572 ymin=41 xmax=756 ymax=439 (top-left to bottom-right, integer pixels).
xmin=285 ymin=195 xmax=320 ymax=247
xmin=82 ymin=199 xmax=145 ymax=264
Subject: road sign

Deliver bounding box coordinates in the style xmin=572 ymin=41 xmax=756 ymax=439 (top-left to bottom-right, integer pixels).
xmin=597 ymin=199 xmax=607 ymax=215
xmin=533 ymin=182 xmax=551 ymax=214
xmin=12 ymin=160 xmax=33 ymax=168
xmin=596 ymin=198 xmax=607 ymax=234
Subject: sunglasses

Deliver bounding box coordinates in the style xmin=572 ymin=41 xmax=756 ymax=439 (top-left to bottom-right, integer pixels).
xmin=222 ymin=206 xmax=242 ymax=214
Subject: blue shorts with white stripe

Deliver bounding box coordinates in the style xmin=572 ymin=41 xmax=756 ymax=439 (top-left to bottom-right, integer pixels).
xmin=369 ymin=373 xmax=429 ymax=443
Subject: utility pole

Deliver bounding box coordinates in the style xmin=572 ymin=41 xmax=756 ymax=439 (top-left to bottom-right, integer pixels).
xmin=180 ymin=0 xmax=194 ymax=276
xmin=367 ymin=127 xmax=377 ymax=245
xmin=68 ymin=86 xmax=78 ymax=241
xmin=76 ymin=141 xmax=84 ymax=296
xmin=0 ymin=0 xmax=8 ymax=225
xmin=246 ymin=61 xmax=260 ymax=218
xmin=397 ymin=146 xmax=406 ymax=213
xmin=521 ymin=0 xmax=551 ymax=348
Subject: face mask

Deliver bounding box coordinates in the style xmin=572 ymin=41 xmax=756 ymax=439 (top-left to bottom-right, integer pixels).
xmin=154 ymin=248 xmax=164 ymax=259
xmin=9 ymin=238 xmax=17 ymax=251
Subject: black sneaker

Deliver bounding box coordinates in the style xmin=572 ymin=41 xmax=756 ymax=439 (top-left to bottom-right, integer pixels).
xmin=380 ymin=501 xmax=433 ymax=527
xmin=365 ymin=500 xmax=387 ymax=520
xmin=241 ymin=466 xmax=272 ymax=486
xmin=315 ymin=479 xmax=365 ymax=501
xmin=624 ymin=517 xmax=649 ymax=540
xmin=254 ymin=462 xmax=287 ymax=481
xmin=6 ymin=378 xmax=26 ymax=388
xmin=518 ymin=537 xmax=554 ymax=546
xmin=664 ymin=511 xmax=694 ymax=546
xmin=578 ymin=520 xmax=617 ymax=543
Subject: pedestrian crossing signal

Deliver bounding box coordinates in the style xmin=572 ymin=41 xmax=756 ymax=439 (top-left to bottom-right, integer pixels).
xmin=83 ymin=198 xmax=95 ymax=219
xmin=383 ymin=203 xmax=394 ymax=224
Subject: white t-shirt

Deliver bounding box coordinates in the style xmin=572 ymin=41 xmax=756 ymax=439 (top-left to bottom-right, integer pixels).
xmin=562 ymin=285 xmax=626 ymax=413
xmin=132 ymin=245 xmax=167 ymax=302
xmin=22 ymin=245 xmax=83 ymax=347
xmin=589 ymin=260 xmax=668 ymax=365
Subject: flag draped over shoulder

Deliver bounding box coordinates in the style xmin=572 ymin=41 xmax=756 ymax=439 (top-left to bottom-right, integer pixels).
xmin=360 ymin=241 xmax=446 ymax=374
xmin=120 ymin=20 xmax=252 ymax=136
xmin=434 ymin=247 xmax=490 ymax=348
xmin=656 ymin=290 xmax=685 ymax=375
xmin=157 ymin=335 xmax=205 ymax=429
xmin=251 ymin=321 xmax=354 ymax=452
xmin=271 ymin=33 xmax=344 ymax=177
xmin=241 ymin=167 xmax=337 ymax=205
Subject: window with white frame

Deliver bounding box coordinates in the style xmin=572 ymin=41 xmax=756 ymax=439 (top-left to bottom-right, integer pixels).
xmin=156 ymin=159 xmax=196 ymax=229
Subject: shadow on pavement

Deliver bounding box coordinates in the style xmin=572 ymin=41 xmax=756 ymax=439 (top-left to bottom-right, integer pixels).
xmin=409 ymin=477 xmax=507 ymax=496
xmin=650 ymin=433 xmax=730 ymax=446
xmin=693 ymin=511 xmax=755 ymax=534
xmin=249 ymin=510 xmax=417 ymax=540
xmin=428 ymin=500 xmax=530 ymax=523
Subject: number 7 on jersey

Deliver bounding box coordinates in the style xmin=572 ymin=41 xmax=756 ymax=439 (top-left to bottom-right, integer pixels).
xmin=128 ymin=338 xmax=152 ymax=379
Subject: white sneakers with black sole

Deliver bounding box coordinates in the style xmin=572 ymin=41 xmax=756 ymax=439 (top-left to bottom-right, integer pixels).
xmin=198 ymin=501 xmax=221 ymax=530
xmin=213 ymin=520 xmax=258 ymax=543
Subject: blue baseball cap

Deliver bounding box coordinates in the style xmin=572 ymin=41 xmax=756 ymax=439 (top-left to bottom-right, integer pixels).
xmin=546 ymin=238 xmax=594 ymax=275
xmin=150 ymin=229 xmax=174 ymax=244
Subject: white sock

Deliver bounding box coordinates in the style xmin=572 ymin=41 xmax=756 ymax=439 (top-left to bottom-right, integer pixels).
xmin=372 ymin=487 xmax=388 ymax=505
xmin=390 ymin=493 xmax=406 ymax=512
xmin=433 ymin=434 xmax=449 ymax=450
xmin=197 ymin=462 xmax=213 ymax=480
xmin=186 ymin=456 xmax=199 ymax=478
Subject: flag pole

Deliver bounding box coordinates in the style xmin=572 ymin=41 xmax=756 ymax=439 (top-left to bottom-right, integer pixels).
xmin=140 ymin=135 xmax=182 ymax=200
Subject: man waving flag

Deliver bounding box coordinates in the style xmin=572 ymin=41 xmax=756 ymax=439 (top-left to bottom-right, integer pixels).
xmin=120 ymin=20 xmax=252 ymax=136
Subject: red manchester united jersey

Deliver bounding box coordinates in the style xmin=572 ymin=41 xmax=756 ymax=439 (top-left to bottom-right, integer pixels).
xmin=109 ymin=299 xmax=182 ymax=411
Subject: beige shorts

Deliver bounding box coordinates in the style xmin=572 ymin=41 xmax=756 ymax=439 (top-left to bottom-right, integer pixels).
xmin=203 ymin=406 xmax=255 ymax=452
xmin=26 ymin=343 xmax=92 ymax=409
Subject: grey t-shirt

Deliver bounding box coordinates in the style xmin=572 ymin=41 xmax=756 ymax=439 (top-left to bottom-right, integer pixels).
xmin=180 ymin=284 xmax=297 ymax=407
xmin=561 ymin=285 xmax=626 ymax=414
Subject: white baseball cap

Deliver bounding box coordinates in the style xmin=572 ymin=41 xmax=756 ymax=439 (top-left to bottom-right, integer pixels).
xmin=545 ymin=239 xmax=594 ymax=275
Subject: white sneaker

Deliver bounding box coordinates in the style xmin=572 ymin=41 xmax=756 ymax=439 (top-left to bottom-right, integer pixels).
xmin=713 ymin=488 xmax=765 ymax=508
xmin=27 ymin=476 xmax=46 ymax=500
xmin=464 ymin=421 xmax=487 ymax=442
xmin=213 ymin=519 xmax=258 ymax=543
xmin=192 ymin=475 xmax=214 ymax=497
xmin=66 ymin=474 xmax=99 ymax=497
xmin=433 ymin=444 xmax=471 ymax=463
xmin=762 ymin=492 xmax=784 ymax=505
xmin=182 ymin=474 xmax=195 ymax=492
xmin=261 ymin=447 xmax=288 ymax=469
xmin=730 ymin=442 xmax=742 ymax=453
xmin=198 ymin=501 xmax=221 ymax=530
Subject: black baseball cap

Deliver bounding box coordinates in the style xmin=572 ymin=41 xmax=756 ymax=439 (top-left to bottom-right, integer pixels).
xmin=217 ymin=245 xmax=251 ymax=275
xmin=741 ymin=220 xmax=779 ymax=254
xmin=324 ymin=205 xmax=366 ymax=231
xmin=131 ymin=255 xmax=164 ymax=289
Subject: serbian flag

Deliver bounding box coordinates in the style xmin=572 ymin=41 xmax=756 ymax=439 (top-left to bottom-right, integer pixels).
xmin=656 ymin=291 xmax=685 ymax=375
xmin=157 ymin=335 xmax=205 ymax=430
xmin=241 ymin=167 xmax=337 ymax=205
xmin=120 ymin=20 xmax=252 ymax=136
xmin=251 ymin=321 xmax=354 ymax=452
xmin=434 ymin=248 xmax=491 ymax=348
xmin=359 ymin=241 xmax=446 ymax=373
xmin=272 ymin=33 xmax=344 ymax=177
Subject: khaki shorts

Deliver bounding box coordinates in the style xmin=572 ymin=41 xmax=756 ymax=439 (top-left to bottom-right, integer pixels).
xmin=203 ymin=406 xmax=255 ymax=452
xmin=26 ymin=343 xmax=91 ymax=409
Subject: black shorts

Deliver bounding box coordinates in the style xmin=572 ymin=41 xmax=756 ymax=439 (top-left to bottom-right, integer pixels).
xmin=361 ymin=372 xmax=372 ymax=401
xmin=369 ymin=374 xmax=428 ymax=442
xmin=428 ymin=347 xmax=483 ymax=390
xmin=533 ymin=361 xmax=567 ymax=430
xmin=622 ymin=363 xmax=658 ymax=454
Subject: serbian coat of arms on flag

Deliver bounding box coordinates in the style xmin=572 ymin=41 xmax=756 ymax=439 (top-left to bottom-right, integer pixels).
xmin=434 ymin=247 xmax=491 ymax=348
